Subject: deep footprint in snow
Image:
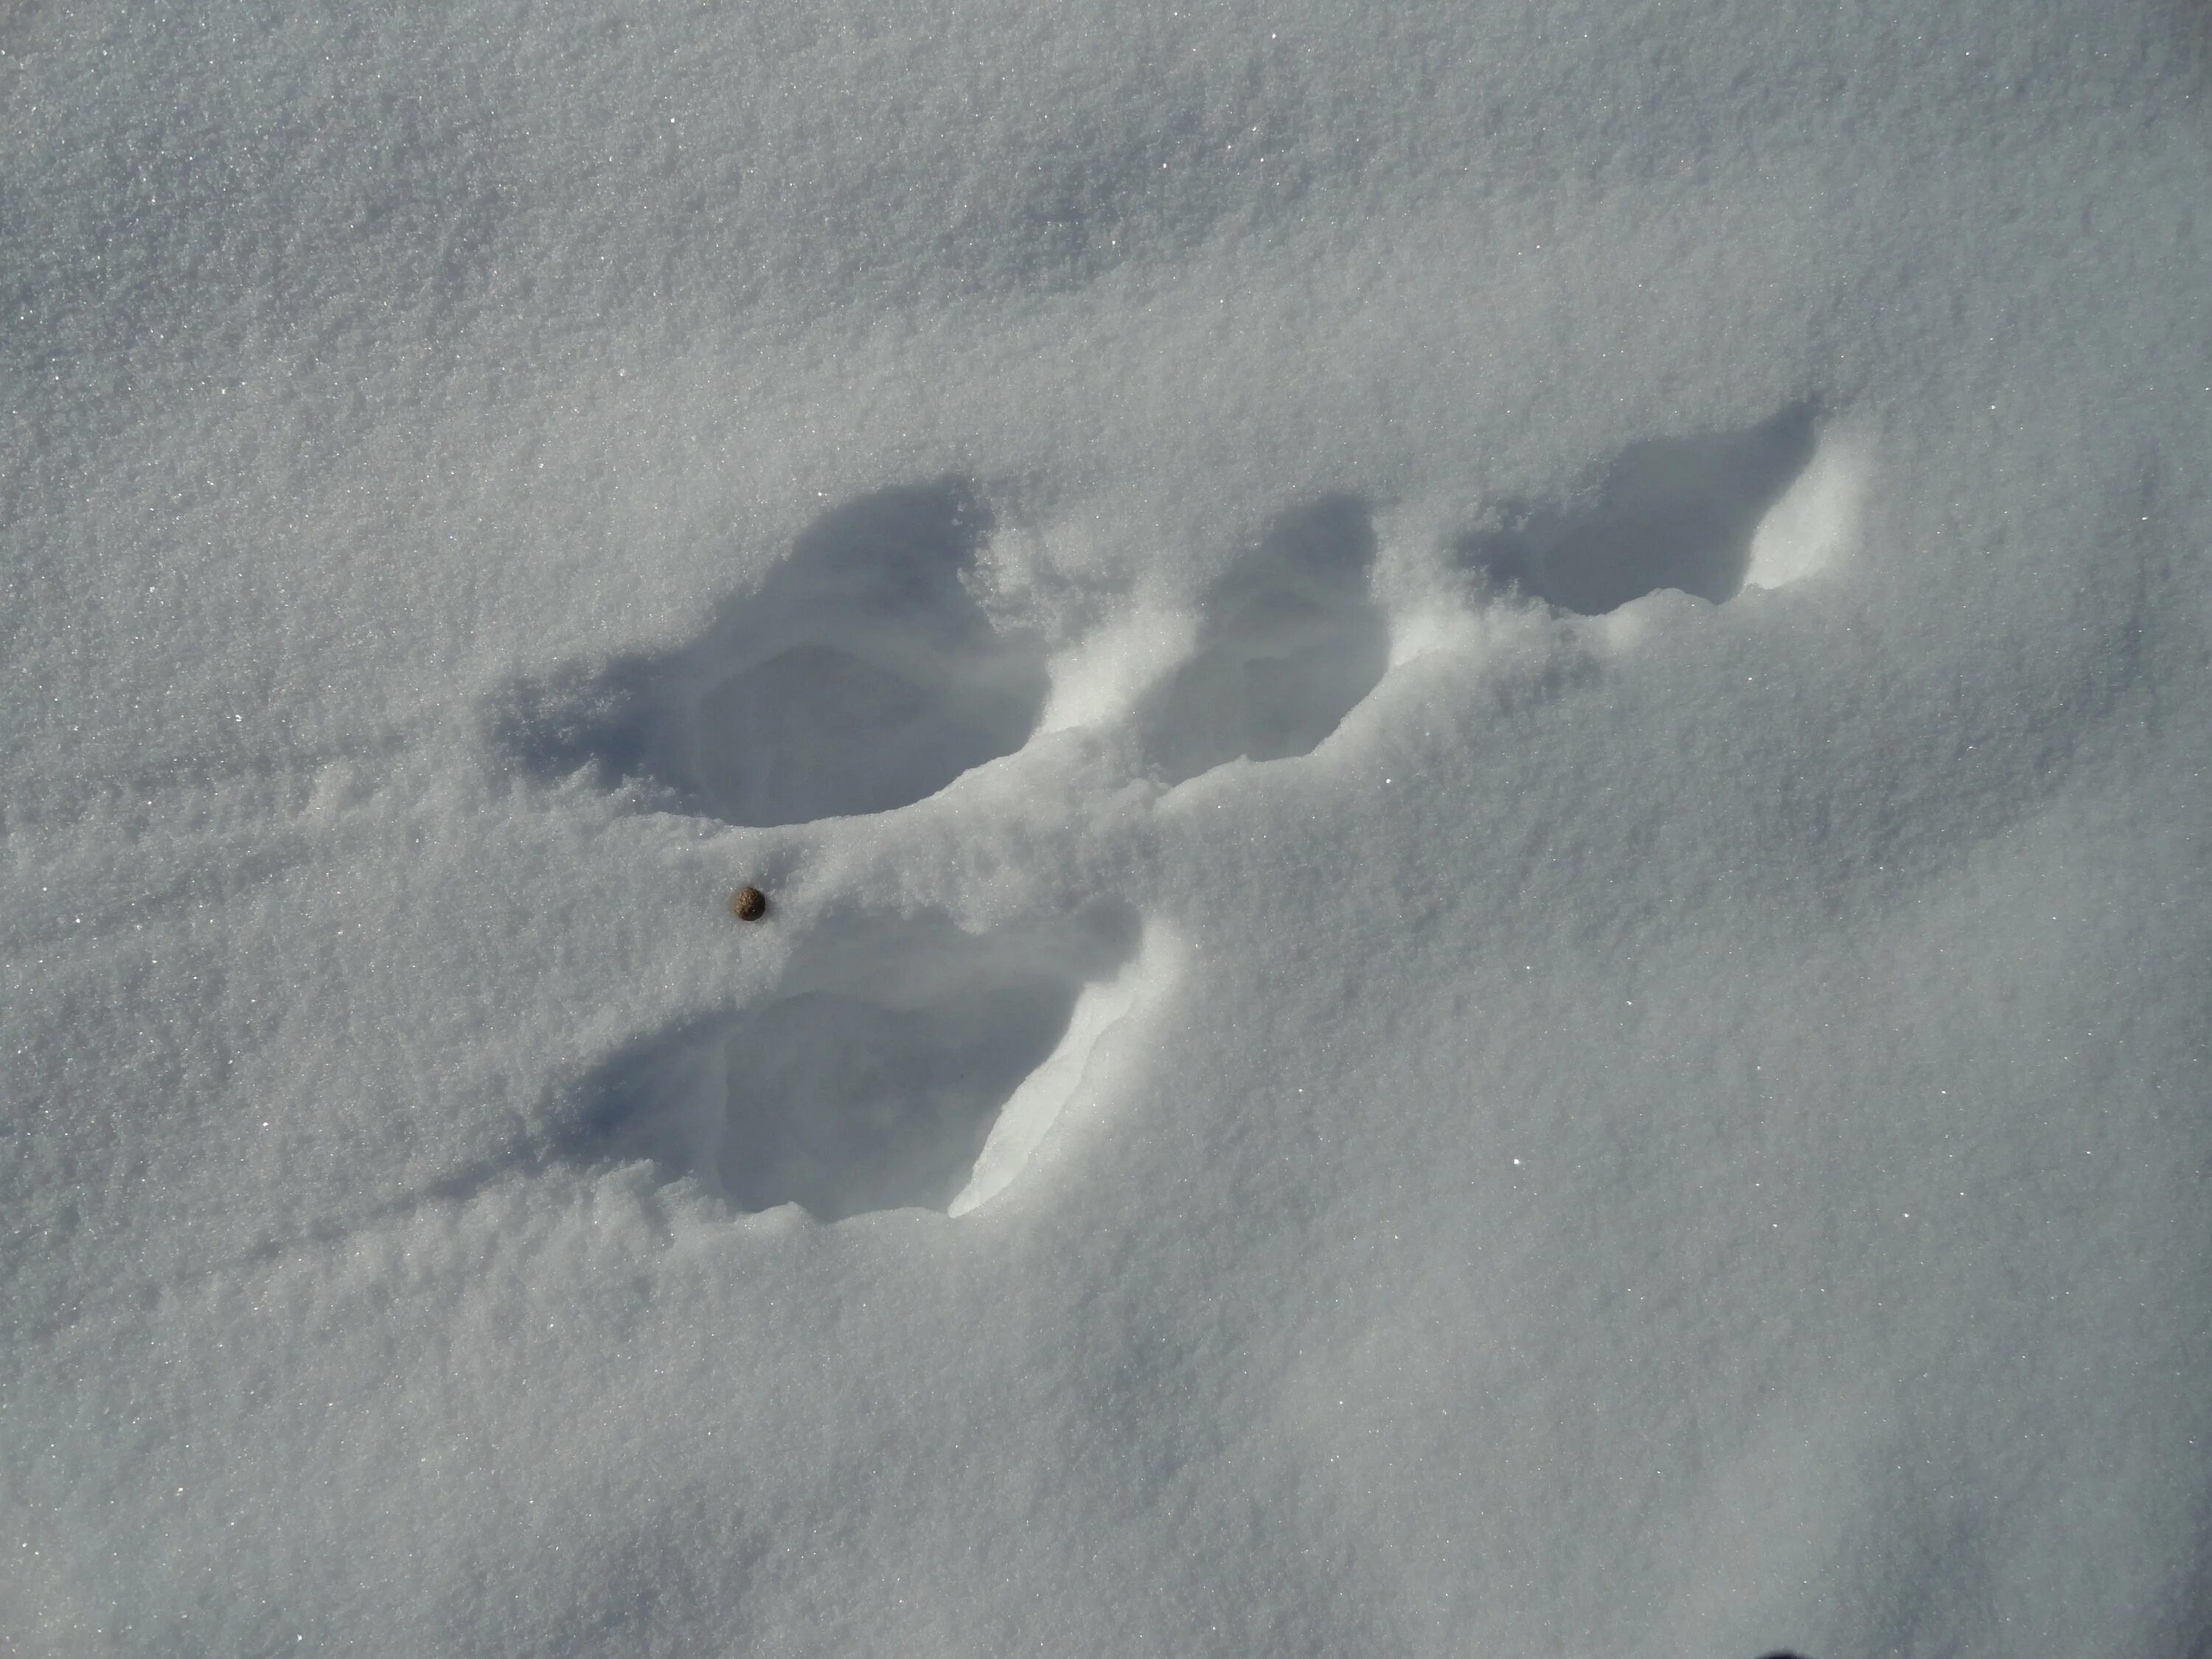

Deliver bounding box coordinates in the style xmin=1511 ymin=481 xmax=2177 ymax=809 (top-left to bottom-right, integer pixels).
xmin=558 ymin=905 xmax=1141 ymax=1221
xmin=1132 ymin=494 xmax=1390 ymax=785
xmin=520 ymin=420 xmax=1834 ymax=1223
xmin=493 ymin=480 xmax=1048 ymax=826
xmin=1460 ymin=402 xmax=1820 ymax=614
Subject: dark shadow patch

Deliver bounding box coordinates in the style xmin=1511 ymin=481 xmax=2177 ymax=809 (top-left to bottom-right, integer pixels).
xmin=1461 ymin=402 xmax=1820 ymax=615
xmin=490 ymin=480 xmax=1049 ymax=826
xmin=1133 ymin=494 xmax=1389 ymax=785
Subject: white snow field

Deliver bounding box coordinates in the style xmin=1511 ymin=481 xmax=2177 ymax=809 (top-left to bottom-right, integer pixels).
xmin=4 ymin=1 xmax=2209 ymax=1653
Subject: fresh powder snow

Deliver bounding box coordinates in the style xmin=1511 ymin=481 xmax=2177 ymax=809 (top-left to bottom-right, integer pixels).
xmin=3 ymin=3 xmax=2208 ymax=1655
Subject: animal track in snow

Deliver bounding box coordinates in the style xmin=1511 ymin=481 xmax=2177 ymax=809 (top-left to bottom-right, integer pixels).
xmin=519 ymin=408 xmax=1850 ymax=1225
xmin=1460 ymin=402 xmax=1821 ymax=614
xmin=557 ymin=906 xmax=1144 ymax=1222
xmin=494 ymin=480 xmax=1048 ymax=826
xmin=1131 ymin=494 xmax=1391 ymax=785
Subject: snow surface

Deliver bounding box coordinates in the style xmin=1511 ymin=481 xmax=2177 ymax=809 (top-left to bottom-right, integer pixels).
xmin=4 ymin=1 xmax=2210 ymax=1654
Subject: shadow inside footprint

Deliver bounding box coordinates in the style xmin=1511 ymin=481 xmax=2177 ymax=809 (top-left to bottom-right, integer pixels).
xmin=559 ymin=907 xmax=1137 ymax=1220
xmin=1461 ymin=402 xmax=1820 ymax=615
xmin=1133 ymin=495 xmax=1389 ymax=786
xmin=493 ymin=481 xmax=1048 ymax=826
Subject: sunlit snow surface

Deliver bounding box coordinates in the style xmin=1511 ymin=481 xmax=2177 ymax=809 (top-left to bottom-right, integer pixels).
xmin=4 ymin=3 xmax=2209 ymax=1655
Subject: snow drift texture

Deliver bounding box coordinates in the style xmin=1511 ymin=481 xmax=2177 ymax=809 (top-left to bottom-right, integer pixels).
xmin=3 ymin=2 xmax=2209 ymax=1655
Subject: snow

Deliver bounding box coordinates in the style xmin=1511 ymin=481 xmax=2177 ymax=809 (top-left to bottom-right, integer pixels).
xmin=4 ymin=1 xmax=2208 ymax=1655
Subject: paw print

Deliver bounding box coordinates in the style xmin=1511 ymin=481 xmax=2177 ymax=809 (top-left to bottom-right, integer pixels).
xmin=491 ymin=404 xmax=1838 ymax=1220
